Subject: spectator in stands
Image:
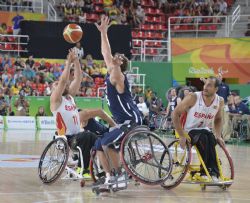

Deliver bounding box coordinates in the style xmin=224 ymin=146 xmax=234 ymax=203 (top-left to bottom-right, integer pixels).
xmin=85 ymin=0 xmax=93 ymax=13
xmin=36 ymin=106 xmax=47 ymax=117
xmin=22 ymin=0 xmax=34 ymax=12
xmin=6 ymin=63 xmax=15 ymax=76
xmin=218 ymin=0 xmax=227 ymax=15
xmin=12 ymin=11 xmax=24 ymax=35
xmin=45 ymin=82 xmax=52 ymax=96
xmin=166 ymin=88 xmax=178 ymax=118
xmin=108 ymin=5 xmax=120 ymax=24
xmin=13 ymin=56 xmax=24 ymax=69
xmin=149 ymin=92 xmax=163 ymax=115
xmin=25 ymin=55 xmax=35 ymax=69
xmin=53 ymin=65 xmax=62 ymax=80
xmin=137 ymin=95 xmax=149 ymax=118
xmin=0 ymin=23 xmax=8 ymax=34
xmin=3 ymin=73 xmax=15 ymax=87
xmin=35 ymin=59 xmax=47 ymax=73
xmin=135 ymin=4 xmax=145 ymax=25
xmin=11 ymin=83 xmax=20 ymax=95
xmin=21 ymin=80 xmax=33 ymax=96
xmin=100 ymin=62 xmax=108 ymax=76
xmin=231 ymin=96 xmax=250 ymax=115
xmin=14 ymin=68 xmax=23 ymax=83
xmin=157 ymin=0 xmax=167 ymax=9
xmin=74 ymin=42 xmax=84 ymax=59
xmin=44 ymin=67 xmax=55 ymax=83
xmin=14 ymin=91 xmax=29 ymax=116
xmin=2 ymin=54 xmax=11 ymax=68
xmin=0 ymin=88 xmax=8 ymax=116
xmin=78 ymin=11 xmax=87 ymax=23
xmin=90 ymin=63 xmax=101 ymax=78
xmin=22 ymin=64 xmax=35 ymax=80
xmin=217 ymin=74 xmax=230 ymax=103
xmin=86 ymin=54 xmax=94 ymax=68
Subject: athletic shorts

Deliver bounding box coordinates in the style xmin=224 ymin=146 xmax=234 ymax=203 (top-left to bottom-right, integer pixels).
xmin=94 ymin=121 xmax=137 ymax=151
xmin=84 ymin=118 xmax=109 ymax=135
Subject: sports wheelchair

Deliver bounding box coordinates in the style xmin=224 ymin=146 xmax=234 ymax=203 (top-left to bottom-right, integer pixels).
xmin=38 ymin=135 xmax=86 ymax=187
xmin=149 ymin=112 xmax=174 ymax=134
xmin=161 ymin=133 xmax=234 ymax=191
xmin=89 ymin=125 xmax=173 ymax=195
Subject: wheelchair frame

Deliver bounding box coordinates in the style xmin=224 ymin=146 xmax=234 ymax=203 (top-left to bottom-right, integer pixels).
xmin=90 ymin=125 xmax=173 ymax=194
xmin=38 ymin=136 xmax=86 ymax=187
xmin=162 ymin=138 xmax=234 ymax=190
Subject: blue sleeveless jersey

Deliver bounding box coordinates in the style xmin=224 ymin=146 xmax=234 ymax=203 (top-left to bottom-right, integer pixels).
xmin=106 ymin=74 xmax=142 ymax=124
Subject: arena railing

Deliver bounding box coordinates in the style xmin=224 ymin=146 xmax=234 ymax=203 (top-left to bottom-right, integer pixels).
xmin=143 ymin=40 xmax=168 ymax=62
xmin=96 ymin=73 xmax=145 ymax=97
xmin=48 ymin=2 xmax=57 ymax=21
xmin=0 ymin=0 xmax=44 ymax=13
xmin=229 ymin=5 xmax=241 ymax=32
xmin=131 ymin=39 xmax=143 ymax=61
xmin=0 ymin=34 xmax=29 ymax=56
xmin=132 ymin=39 xmax=168 ymax=62
xmin=127 ymin=73 xmax=146 ymax=94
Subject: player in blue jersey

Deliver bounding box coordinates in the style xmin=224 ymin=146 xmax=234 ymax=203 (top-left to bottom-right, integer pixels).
xmin=94 ymin=16 xmax=142 ymax=186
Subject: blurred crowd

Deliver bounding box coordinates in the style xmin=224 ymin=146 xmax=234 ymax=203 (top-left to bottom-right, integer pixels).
xmin=58 ymin=0 xmax=231 ymax=27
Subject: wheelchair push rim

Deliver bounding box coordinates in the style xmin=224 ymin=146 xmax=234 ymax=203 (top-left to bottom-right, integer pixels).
xmin=38 ymin=137 xmax=69 ymax=184
xmin=121 ymin=129 xmax=172 ymax=186
xmin=161 ymin=139 xmax=192 ymax=190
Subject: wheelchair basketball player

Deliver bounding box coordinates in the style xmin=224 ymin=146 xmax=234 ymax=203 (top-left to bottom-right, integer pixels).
xmin=173 ymin=76 xmax=225 ymax=181
xmin=51 ymin=49 xmax=116 ymax=178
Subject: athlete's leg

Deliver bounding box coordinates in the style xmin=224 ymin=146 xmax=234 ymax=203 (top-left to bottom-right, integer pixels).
xmin=71 ymin=132 xmax=97 ymax=170
xmin=189 ymin=129 xmax=209 ymax=175
xmin=206 ymin=131 xmax=219 ymax=177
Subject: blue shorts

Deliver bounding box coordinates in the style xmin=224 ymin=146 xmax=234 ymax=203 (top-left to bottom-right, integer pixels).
xmin=84 ymin=118 xmax=109 ymax=135
xmin=94 ymin=128 xmax=125 ymax=151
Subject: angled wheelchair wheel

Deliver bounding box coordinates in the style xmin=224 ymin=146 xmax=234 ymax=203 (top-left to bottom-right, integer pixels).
xmin=38 ymin=137 xmax=69 ymax=184
xmin=216 ymin=142 xmax=234 ymax=188
xmin=121 ymin=129 xmax=172 ymax=185
xmin=89 ymin=150 xmax=106 ymax=183
xmin=161 ymin=139 xmax=191 ymax=190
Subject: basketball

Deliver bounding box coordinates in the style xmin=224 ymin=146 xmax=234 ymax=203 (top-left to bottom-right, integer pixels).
xmin=63 ymin=24 xmax=83 ymax=44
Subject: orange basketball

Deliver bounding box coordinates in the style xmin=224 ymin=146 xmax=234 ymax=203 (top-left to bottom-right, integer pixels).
xmin=63 ymin=24 xmax=83 ymax=44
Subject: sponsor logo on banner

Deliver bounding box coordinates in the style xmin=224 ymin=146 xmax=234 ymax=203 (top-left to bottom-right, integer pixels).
xmin=5 ymin=116 xmax=36 ymax=129
xmin=188 ymin=67 xmax=215 ymax=75
xmin=37 ymin=117 xmax=56 ymax=130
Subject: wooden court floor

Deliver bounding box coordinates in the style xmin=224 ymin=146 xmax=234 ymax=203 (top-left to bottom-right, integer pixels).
xmin=0 ymin=130 xmax=250 ymax=203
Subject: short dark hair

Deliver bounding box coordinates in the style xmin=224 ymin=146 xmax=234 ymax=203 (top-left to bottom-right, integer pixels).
xmin=208 ymin=76 xmax=220 ymax=88
xmin=115 ymin=53 xmax=129 ymax=72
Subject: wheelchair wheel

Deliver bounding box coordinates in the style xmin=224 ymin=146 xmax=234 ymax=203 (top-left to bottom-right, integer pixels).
xmin=89 ymin=150 xmax=105 ymax=183
xmin=121 ymin=129 xmax=172 ymax=185
xmin=38 ymin=137 xmax=69 ymax=184
xmin=161 ymin=139 xmax=191 ymax=189
xmin=216 ymin=142 xmax=234 ymax=187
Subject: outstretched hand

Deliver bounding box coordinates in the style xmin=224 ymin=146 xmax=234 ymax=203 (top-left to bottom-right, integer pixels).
xmin=67 ymin=48 xmax=78 ymax=63
xmin=95 ymin=15 xmax=111 ymax=33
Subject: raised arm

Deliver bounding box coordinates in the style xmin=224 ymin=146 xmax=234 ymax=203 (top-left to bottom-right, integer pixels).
xmin=172 ymin=93 xmax=197 ymax=148
xmin=50 ymin=49 xmax=74 ymax=111
xmin=95 ymin=15 xmax=125 ymax=92
xmin=69 ymin=49 xmax=82 ymax=96
xmin=95 ymin=16 xmax=113 ymax=71
xmin=79 ymin=108 xmax=116 ymax=127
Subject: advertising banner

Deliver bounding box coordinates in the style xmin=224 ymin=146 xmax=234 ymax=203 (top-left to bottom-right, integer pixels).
xmin=172 ymin=38 xmax=250 ymax=84
xmin=37 ymin=117 xmax=57 ymax=130
xmin=5 ymin=116 xmax=36 ymax=130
